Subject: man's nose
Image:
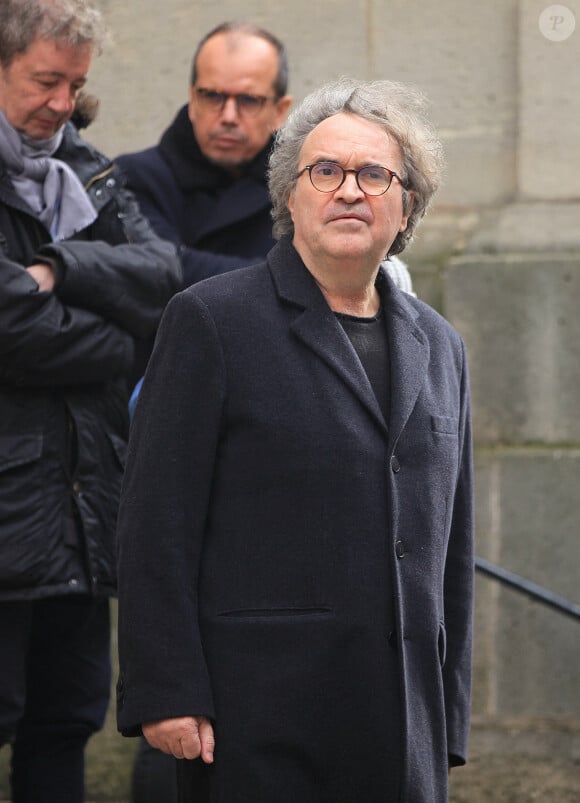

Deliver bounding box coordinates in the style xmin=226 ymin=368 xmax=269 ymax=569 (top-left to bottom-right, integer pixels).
xmin=335 ymin=171 xmax=364 ymax=201
xmin=47 ymin=85 xmax=75 ymax=115
xmin=220 ymin=96 xmax=240 ymax=124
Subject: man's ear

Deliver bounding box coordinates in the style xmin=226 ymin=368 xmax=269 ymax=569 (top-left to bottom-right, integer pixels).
xmin=272 ymin=95 xmax=292 ymax=131
xmin=187 ymin=85 xmax=197 ymax=127
xmin=399 ymin=190 xmax=415 ymax=232
xmin=287 ymin=189 xmax=295 ymax=222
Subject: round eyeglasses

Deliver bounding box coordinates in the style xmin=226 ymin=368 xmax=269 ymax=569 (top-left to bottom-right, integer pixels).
xmin=296 ymin=161 xmax=404 ymax=196
xmin=195 ymin=87 xmax=277 ymax=117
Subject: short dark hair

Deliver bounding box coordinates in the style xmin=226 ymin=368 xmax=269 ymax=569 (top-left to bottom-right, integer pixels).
xmin=190 ymin=21 xmax=289 ymax=98
xmin=0 ymin=0 xmax=105 ymax=68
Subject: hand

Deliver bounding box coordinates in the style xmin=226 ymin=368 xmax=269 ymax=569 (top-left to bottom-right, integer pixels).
xmin=142 ymin=716 xmax=215 ymax=763
xmin=26 ymin=263 xmax=55 ymax=292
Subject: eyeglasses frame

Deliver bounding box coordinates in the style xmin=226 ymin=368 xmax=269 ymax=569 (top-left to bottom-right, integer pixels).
xmin=194 ymin=86 xmax=278 ymax=116
xmin=296 ymin=161 xmax=405 ymax=196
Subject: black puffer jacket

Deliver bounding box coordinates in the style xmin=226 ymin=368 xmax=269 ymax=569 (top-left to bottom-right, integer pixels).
xmin=0 ymin=120 xmax=181 ymax=601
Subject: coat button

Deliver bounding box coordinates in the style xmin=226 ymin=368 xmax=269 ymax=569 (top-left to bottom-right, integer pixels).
xmin=395 ymin=540 xmax=406 ymax=559
xmin=391 ymin=455 xmax=400 ymax=473
xmin=72 ymin=481 xmax=80 ymax=495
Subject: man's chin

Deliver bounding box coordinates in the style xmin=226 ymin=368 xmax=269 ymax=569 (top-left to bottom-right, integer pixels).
xmin=24 ymin=119 xmax=64 ymax=140
xmin=207 ymin=150 xmax=249 ymax=173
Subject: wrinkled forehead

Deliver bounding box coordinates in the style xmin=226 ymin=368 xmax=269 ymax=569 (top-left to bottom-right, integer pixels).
xmin=300 ymin=112 xmax=402 ymax=169
xmin=5 ymin=35 xmax=93 ymax=76
xmin=195 ymin=33 xmax=279 ymax=93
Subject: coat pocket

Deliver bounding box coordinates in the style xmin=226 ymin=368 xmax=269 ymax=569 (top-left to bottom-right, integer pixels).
xmin=431 ymin=415 xmax=458 ymax=435
xmin=217 ymin=605 xmax=332 ymax=620
xmin=0 ymin=433 xmax=42 ymax=473
xmin=0 ymin=433 xmax=46 ymax=588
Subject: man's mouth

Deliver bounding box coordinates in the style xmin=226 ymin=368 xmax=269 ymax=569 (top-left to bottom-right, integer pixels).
xmin=328 ymin=212 xmax=369 ymax=223
xmin=34 ymin=116 xmax=63 ymax=130
xmin=210 ymin=132 xmax=245 ymax=148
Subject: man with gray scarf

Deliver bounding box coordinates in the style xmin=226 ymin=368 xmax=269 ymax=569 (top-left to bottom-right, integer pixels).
xmin=0 ymin=1 xmax=181 ymax=800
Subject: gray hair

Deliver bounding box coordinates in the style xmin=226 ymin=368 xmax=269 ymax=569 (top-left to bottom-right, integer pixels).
xmin=268 ymin=78 xmax=444 ymax=256
xmin=0 ymin=0 xmax=106 ymax=68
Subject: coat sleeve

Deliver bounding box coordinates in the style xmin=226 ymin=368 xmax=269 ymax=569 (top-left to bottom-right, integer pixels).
xmin=179 ymin=243 xmax=261 ymax=287
xmin=0 ymin=253 xmax=133 ymax=386
xmin=116 ymin=288 xmax=225 ymax=734
xmin=442 ymin=337 xmax=475 ymax=765
xmin=38 ymin=186 xmax=182 ymax=339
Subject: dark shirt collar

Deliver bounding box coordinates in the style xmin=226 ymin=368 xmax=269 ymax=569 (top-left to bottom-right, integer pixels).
xmin=158 ymin=104 xmax=274 ymax=193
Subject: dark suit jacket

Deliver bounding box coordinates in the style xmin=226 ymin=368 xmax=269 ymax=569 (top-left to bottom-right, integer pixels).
xmin=117 ymin=237 xmax=474 ymax=803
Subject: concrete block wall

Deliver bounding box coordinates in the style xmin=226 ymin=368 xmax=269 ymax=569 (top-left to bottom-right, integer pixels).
xmin=447 ymin=254 xmax=580 ymax=719
xmin=3 ymin=0 xmax=579 ymax=798
xmin=447 ymin=254 xmax=580 ymax=445
xmin=473 ymin=448 xmax=580 ymax=718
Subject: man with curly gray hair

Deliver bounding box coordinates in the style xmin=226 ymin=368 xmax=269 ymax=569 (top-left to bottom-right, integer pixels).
xmin=117 ymin=78 xmax=473 ymax=803
xmin=269 ymin=78 xmax=443 ymax=256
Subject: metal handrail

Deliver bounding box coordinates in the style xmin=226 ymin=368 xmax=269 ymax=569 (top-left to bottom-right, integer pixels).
xmin=475 ymin=556 xmax=580 ymax=622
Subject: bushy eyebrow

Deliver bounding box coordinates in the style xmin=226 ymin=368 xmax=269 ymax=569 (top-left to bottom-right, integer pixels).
xmin=307 ymin=157 xmax=386 ymax=169
xmin=30 ymin=69 xmax=88 ymax=83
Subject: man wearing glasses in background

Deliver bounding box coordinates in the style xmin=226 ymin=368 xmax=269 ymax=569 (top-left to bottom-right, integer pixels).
xmin=116 ymin=21 xmax=292 ymax=291
xmin=117 ymin=22 xmax=416 ymax=395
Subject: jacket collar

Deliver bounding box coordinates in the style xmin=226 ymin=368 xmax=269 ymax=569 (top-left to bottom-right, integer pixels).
xmin=268 ymin=237 xmax=429 ymax=443
xmin=382 ymin=269 xmax=430 ymax=446
xmin=0 ymin=120 xmax=111 ymax=216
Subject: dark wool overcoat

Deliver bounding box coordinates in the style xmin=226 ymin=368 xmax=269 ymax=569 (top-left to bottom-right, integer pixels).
xmin=116 ymin=237 xmax=474 ymax=803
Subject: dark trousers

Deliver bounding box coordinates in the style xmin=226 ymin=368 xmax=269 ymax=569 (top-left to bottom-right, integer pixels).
xmin=0 ymin=596 xmax=111 ymax=803
xmin=131 ymin=737 xmax=210 ymax=803
xmin=131 ymin=736 xmax=178 ymax=803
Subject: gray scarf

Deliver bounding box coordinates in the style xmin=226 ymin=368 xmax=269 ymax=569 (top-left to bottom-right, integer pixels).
xmin=0 ymin=110 xmax=97 ymax=241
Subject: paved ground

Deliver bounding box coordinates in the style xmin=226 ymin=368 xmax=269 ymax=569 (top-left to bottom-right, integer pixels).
xmin=449 ymin=720 xmax=580 ymax=803
xmin=3 ymin=753 xmax=580 ymax=802
xmin=2 ymin=721 xmax=579 ymax=802
xmin=449 ymin=753 xmax=580 ymax=802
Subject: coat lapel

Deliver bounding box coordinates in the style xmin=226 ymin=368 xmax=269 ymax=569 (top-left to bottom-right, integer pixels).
xmin=381 ymin=278 xmax=430 ymax=446
xmin=269 ymin=240 xmax=390 ymax=436
xmin=292 ymin=305 xmax=388 ymax=435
